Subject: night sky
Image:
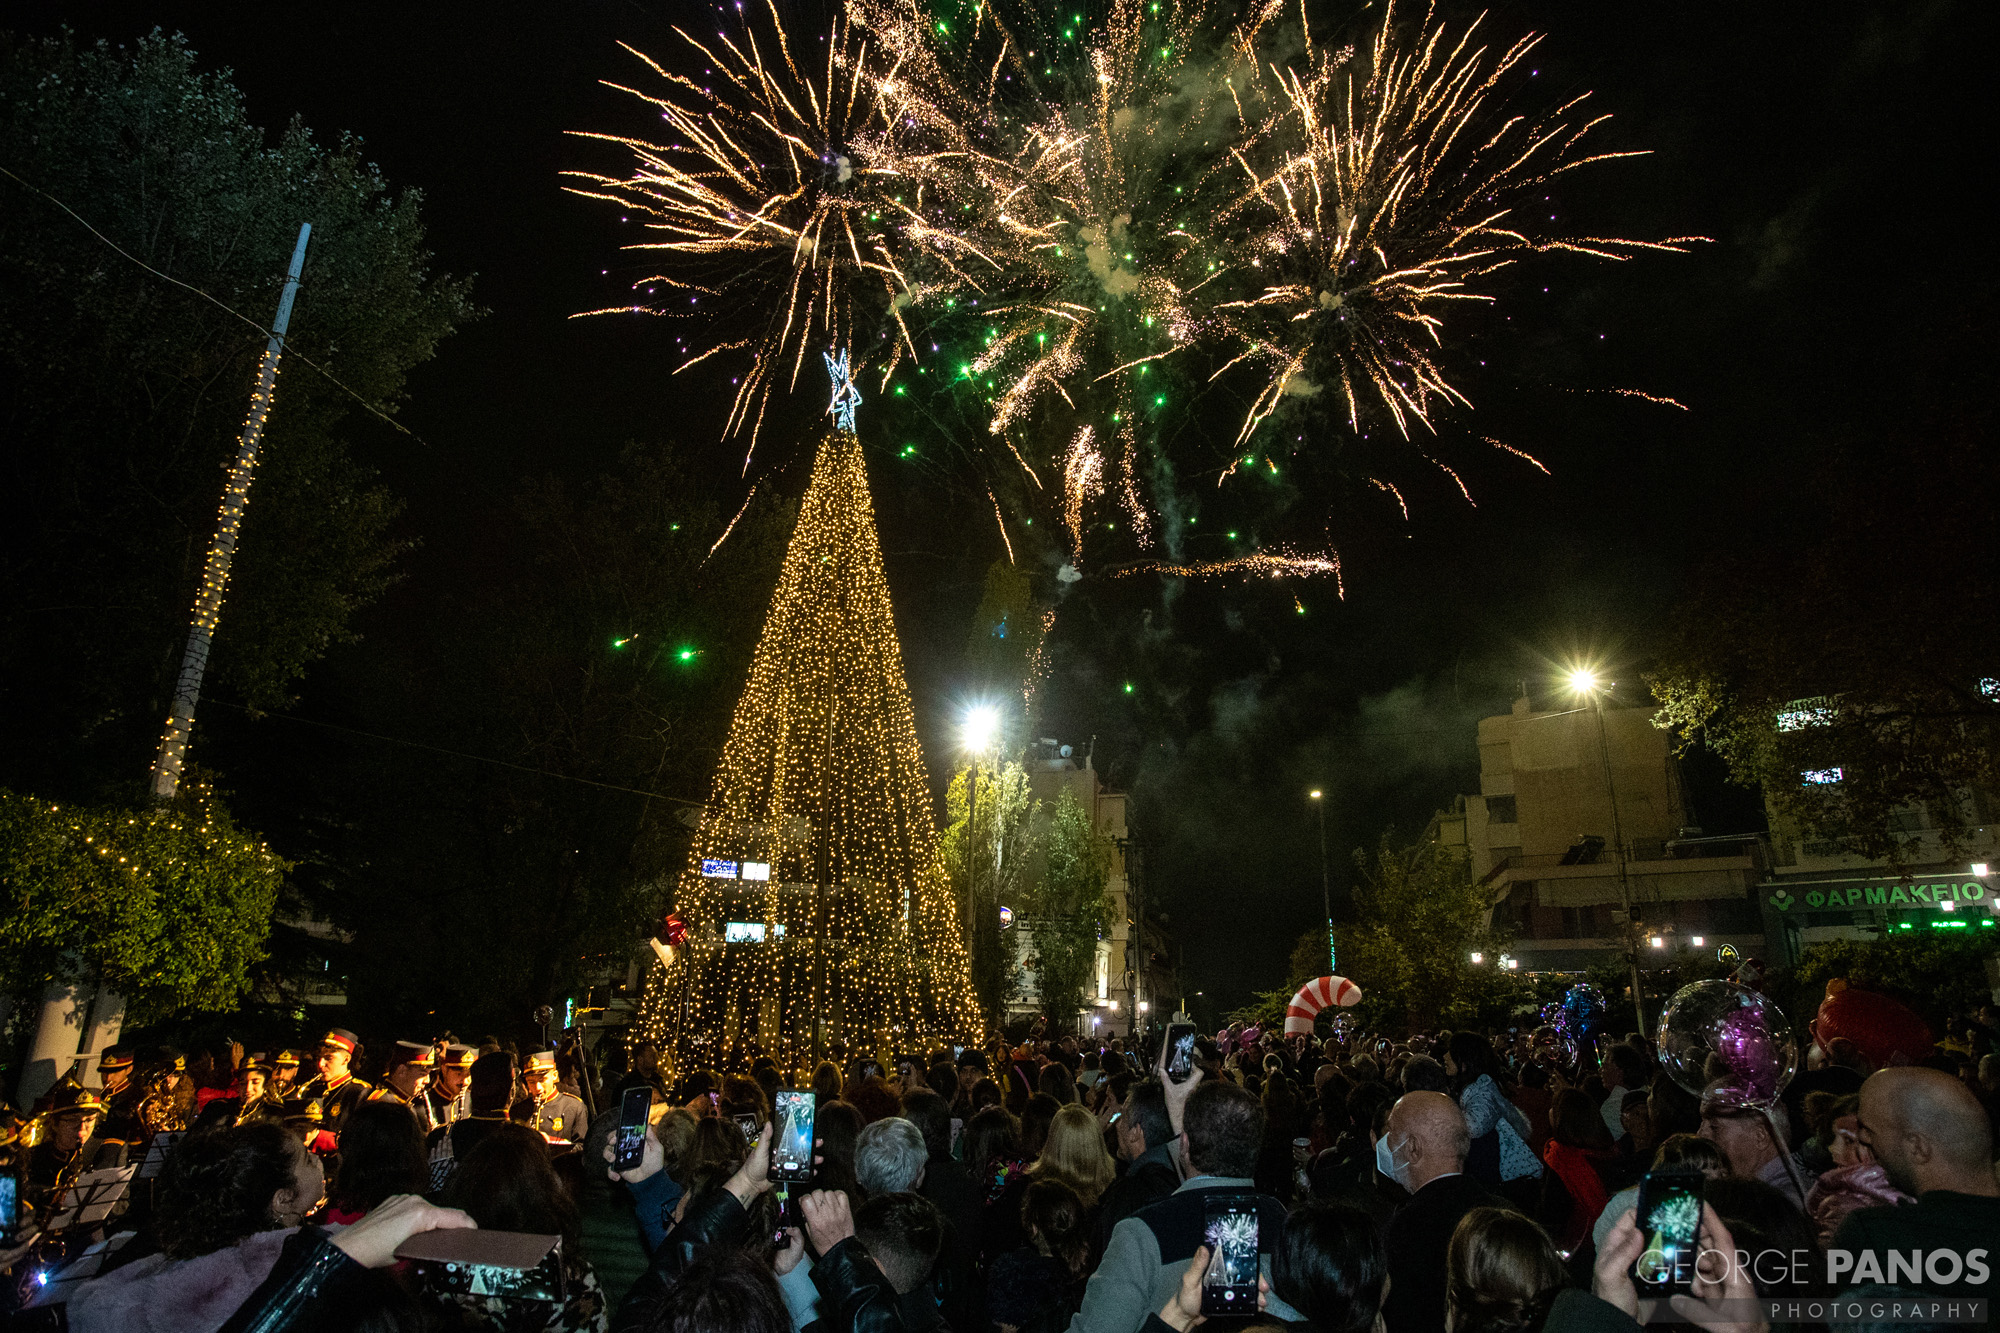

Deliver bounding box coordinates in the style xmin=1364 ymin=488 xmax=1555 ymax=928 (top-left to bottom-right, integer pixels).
xmin=13 ymin=0 xmax=1988 ymax=1023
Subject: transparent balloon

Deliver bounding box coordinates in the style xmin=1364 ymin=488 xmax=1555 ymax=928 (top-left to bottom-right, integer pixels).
xmin=1655 ymin=980 xmax=1798 ymax=1109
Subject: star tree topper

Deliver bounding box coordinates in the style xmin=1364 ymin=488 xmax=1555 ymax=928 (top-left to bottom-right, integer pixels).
xmin=824 ymin=346 xmax=862 ymax=434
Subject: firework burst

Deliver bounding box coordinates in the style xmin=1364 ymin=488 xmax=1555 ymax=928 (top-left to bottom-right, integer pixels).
xmin=569 ymin=0 xmax=1698 ymax=577
xmin=1212 ymin=0 xmax=1705 ymax=454
xmin=845 ymin=0 xmax=1291 ymax=552
xmin=563 ymin=0 xmax=1014 ymax=457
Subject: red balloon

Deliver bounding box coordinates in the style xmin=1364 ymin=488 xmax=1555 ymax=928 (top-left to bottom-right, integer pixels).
xmin=1811 ymin=980 xmax=1932 ymax=1069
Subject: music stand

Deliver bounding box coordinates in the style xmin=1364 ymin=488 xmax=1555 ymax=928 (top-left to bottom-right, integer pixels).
xmin=39 ymin=1164 xmax=137 ymax=1234
xmin=136 ymin=1131 xmax=185 ymax=1181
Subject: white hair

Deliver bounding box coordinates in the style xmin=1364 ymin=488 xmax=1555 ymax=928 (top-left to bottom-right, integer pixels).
xmin=854 ymin=1116 xmax=926 ymax=1195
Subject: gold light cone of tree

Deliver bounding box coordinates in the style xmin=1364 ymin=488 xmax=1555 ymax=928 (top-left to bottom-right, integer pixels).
xmin=637 ymin=388 xmax=980 ymax=1075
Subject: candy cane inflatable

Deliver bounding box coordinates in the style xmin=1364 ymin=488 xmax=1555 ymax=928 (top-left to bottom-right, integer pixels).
xmin=1284 ymin=975 xmax=1362 ymax=1036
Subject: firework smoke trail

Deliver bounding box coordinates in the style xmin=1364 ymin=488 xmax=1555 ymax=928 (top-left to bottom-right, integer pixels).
xmin=1213 ymin=0 xmax=1706 ymax=457
xmin=563 ymin=0 xmax=1019 ymax=461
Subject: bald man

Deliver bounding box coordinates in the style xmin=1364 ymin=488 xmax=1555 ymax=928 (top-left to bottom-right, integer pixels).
xmin=1831 ymin=1067 xmax=1999 ymax=1303
xmin=1380 ymin=1091 xmax=1503 ymax=1333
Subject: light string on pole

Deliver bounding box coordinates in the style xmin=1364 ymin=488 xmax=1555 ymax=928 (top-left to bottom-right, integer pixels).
xmin=151 ymin=222 xmax=312 ymax=801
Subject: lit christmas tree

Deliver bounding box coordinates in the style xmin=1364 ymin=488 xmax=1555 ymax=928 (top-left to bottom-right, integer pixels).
xmin=637 ymin=352 xmax=980 ymax=1074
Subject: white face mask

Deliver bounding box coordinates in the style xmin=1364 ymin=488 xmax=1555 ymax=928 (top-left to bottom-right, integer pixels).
xmin=1375 ymin=1132 xmax=1414 ymax=1189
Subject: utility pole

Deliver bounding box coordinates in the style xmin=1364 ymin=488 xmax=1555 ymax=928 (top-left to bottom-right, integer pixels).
xmin=1309 ymin=790 xmax=1334 ymax=973
xmin=150 ymin=222 xmax=312 ymax=799
xmin=1589 ymin=691 xmax=1647 ymax=1036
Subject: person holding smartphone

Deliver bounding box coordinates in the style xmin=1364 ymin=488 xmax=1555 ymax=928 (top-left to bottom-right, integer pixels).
xmin=1068 ymin=1063 xmax=1303 ymax=1333
xmin=605 ymin=1117 xmax=829 ymax=1332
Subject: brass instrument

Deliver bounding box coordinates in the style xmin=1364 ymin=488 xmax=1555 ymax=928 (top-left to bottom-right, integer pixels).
xmin=137 ymin=1071 xmax=188 ymax=1138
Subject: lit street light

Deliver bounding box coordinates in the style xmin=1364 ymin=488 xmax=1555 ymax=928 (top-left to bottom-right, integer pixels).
xmin=1568 ymin=666 xmax=1648 ymax=1035
xmin=962 ymin=705 xmax=1001 ymax=754
xmin=1308 ymin=789 xmax=1334 ymax=973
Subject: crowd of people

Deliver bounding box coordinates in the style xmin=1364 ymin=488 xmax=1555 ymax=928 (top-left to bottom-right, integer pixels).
xmin=0 ymin=1013 xmax=1995 ymax=1333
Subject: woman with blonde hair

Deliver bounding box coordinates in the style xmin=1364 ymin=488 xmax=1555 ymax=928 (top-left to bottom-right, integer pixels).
xmin=1028 ymin=1102 xmax=1116 ymax=1209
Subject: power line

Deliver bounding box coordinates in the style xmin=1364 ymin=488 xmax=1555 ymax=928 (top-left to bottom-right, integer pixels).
xmin=210 ymin=701 xmax=706 ymax=806
xmin=0 ymin=163 xmax=429 ymax=446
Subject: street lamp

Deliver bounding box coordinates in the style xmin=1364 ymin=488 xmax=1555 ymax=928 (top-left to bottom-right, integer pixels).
xmin=963 ymin=705 xmax=1001 ymax=755
xmin=1308 ymin=790 xmax=1334 ymax=973
xmin=1567 ymin=665 xmax=1647 ymax=1035
xmin=1470 ymin=951 xmax=1484 ymax=964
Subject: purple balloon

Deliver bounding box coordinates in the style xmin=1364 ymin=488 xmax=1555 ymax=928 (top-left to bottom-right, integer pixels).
xmin=1714 ymin=1008 xmax=1781 ymax=1103
xmin=1655 ymin=979 xmax=1798 ymax=1109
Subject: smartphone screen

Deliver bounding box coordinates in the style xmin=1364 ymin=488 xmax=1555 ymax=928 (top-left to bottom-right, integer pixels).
xmin=613 ymin=1086 xmax=653 ymax=1171
xmin=1164 ymin=1023 xmax=1198 ymax=1084
xmin=770 ymin=1090 xmax=817 ymax=1182
xmin=1201 ymin=1194 xmax=1260 ymax=1316
xmin=1632 ymin=1171 xmax=1705 ymax=1295
xmin=0 ymin=1175 xmax=16 ymax=1232
xmin=733 ymin=1112 xmax=762 ymax=1145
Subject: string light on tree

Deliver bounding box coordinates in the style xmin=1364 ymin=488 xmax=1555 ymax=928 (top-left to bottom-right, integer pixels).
xmin=632 ymin=349 xmax=980 ymax=1076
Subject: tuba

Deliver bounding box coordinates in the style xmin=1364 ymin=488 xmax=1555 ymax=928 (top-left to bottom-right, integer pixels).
xmin=137 ymin=1070 xmax=188 ymax=1138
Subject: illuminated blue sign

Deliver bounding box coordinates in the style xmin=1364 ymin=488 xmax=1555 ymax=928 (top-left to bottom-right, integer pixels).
xmin=700 ymin=858 xmax=739 ymax=879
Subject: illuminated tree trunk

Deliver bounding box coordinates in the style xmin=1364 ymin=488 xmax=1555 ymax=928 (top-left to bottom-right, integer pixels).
xmin=636 ymin=412 xmax=979 ymax=1077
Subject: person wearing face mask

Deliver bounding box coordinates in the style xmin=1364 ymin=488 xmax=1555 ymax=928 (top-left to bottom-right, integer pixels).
xmin=1377 ymin=1091 xmax=1503 ymax=1333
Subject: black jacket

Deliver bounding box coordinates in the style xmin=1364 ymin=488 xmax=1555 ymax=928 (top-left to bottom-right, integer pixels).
xmin=215 ymin=1228 xmax=369 ymax=1333
xmin=612 ymin=1185 xmax=757 ymax=1333
xmin=920 ymin=1156 xmax=983 ymax=1250
xmin=1381 ymin=1173 xmax=1505 ymax=1333
xmin=1094 ymin=1145 xmax=1179 ymax=1258
xmin=813 ymin=1236 xmax=949 ymax=1333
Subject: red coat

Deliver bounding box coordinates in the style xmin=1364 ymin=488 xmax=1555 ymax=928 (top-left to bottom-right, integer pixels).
xmin=1543 ymin=1140 xmax=1613 ymax=1252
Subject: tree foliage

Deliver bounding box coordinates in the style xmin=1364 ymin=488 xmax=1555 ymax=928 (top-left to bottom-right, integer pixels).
xmin=1646 ymin=426 xmax=1999 ymax=864
xmin=0 ymin=779 xmax=286 ymax=1023
xmin=1021 ymin=788 xmax=1109 ymax=1029
xmin=1332 ymin=835 xmax=1513 ymax=1031
xmin=0 ymin=31 xmax=476 ymax=799
xmin=1773 ymin=933 xmax=1996 ymax=1043
xmin=941 ymin=761 xmax=1036 ymax=1021
xmin=290 ymin=439 xmax=795 ymax=1036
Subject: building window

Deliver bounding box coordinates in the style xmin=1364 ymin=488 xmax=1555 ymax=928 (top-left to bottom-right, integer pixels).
xmin=1486 ymin=794 xmax=1518 ymax=824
